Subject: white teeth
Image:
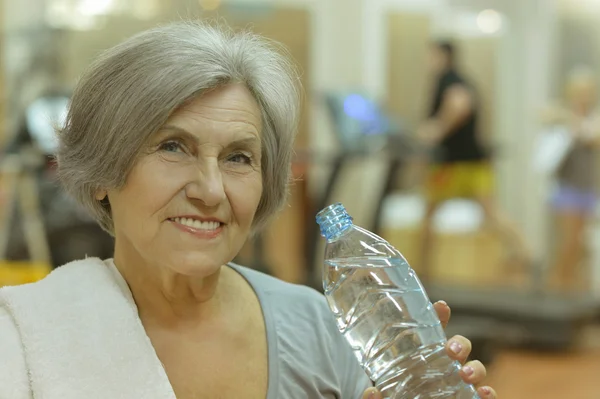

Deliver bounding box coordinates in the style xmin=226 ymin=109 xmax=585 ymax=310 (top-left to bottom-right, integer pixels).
xmin=172 ymin=218 xmax=220 ymax=230
xmin=192 ymin=220 xmax=203 ymax=229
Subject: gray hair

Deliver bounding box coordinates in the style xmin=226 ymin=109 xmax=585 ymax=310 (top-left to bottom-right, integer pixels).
xmin=57 ymin=21 xmax=301 ymax=234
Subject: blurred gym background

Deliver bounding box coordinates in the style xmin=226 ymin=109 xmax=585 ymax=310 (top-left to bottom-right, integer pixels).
xmin=2 ymin=0 xmax=600 ymax=397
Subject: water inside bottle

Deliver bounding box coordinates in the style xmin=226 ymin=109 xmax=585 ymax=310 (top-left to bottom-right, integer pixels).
xmin=324 ymin=256 xmax=479 ymax=399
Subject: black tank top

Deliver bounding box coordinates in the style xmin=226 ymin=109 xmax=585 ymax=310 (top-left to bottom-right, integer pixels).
xmin=429 ymin=69 xmax=488 ymax=164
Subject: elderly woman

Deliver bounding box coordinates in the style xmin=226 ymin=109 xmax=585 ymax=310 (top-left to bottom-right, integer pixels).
xmin=0 ymin=22 xmax=496 ymax=398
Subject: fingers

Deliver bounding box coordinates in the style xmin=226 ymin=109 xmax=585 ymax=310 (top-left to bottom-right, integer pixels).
xmin=433 ymin=300 xmax=451 ymax=329
xmin=361 ymin=361 xmax=493 ymax=398
xmin=460 ymin=360 xmax=486 ymax=386
xmin=362 ymin=387 xmax=382 ymax=399
xmin=477 ymin=386 xmax=497 ymax=399
xmin=446 ymin=335 xmax=472 ymax=364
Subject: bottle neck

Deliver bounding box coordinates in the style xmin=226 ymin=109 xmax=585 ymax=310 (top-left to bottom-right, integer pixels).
xmin=316 ymin=203 xmax=353 ymax=242
xmin=323 ymin=220 xmax=352 ymax=242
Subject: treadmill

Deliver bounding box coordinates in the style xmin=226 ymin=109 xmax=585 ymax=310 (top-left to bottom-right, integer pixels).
xmin=308 ymin=91 xmax=599 ymax=354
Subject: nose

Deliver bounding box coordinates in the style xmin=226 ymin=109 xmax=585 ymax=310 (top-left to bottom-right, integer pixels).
xmin=185 ymin=159 xmax=226 ymax=207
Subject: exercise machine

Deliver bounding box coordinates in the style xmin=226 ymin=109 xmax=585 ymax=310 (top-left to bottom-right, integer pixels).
xmin=308 ymin=91 xmax=599 ymax=352
xmin=2 ymin=92 xmax=114 ymax=270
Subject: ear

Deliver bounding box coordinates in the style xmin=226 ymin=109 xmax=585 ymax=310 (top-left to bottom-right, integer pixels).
xmin=95 ymin=189 xmax=108 ymax=201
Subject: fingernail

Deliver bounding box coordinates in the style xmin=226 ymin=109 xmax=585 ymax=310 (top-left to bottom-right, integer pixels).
xmin=450 ymin=341 xmax=462 ymax=354
xmin=481 ymin=387 xmax=491 ymax=396
xmin=437 ymin=300 xmax=448 ymax=306
xmin=462 ymin=365 xmax=474 ymax=376
xmin=368 ymin=392 xmax=377 ymax=399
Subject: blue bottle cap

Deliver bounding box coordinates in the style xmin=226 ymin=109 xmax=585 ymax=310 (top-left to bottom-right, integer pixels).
xmin=316 ymin=203 xmax=353 ymax=241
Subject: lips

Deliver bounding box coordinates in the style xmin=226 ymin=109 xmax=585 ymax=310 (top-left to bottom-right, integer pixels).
xmin=169 ymin=217 xmax=222 ymax=231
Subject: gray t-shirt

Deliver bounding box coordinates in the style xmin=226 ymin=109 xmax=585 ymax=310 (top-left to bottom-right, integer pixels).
xmin=229 ymin=264 xmax=373 ymax=398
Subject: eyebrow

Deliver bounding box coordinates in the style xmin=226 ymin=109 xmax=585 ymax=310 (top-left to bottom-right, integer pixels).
xmin=158 ymin=124 xmax=260 ymax=149
xmin=158 ymin=125 xmax=199 ymax=145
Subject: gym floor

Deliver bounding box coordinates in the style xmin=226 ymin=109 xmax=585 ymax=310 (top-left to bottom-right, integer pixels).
xmin=382 ymin=227 xmax=600 ymax=398
xmin=487 ymin=347 xmax=600 ymax=398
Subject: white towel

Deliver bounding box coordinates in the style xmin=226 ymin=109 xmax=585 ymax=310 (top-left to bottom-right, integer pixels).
xmin=0 ymin=258 xmax=176 ymax=398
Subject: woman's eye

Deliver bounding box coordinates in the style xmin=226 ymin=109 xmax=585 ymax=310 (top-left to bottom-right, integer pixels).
xmin=228 ymin=153 xmax=252 ymax=164
xmin=158 ymin=140 xmax=184 ymax=153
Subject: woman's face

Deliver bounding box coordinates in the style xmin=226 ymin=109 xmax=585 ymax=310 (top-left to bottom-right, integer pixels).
xmin=106 ymin=84 xmax=263 ymax=276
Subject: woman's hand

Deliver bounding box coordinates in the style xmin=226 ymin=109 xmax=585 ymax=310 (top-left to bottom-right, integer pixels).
xmin=362 ymin=301 xmax=497 ymax=399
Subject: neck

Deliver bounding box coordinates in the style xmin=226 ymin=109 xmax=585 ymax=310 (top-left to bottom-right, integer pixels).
xmin=113 ymin=249 xmax=229 ymax=327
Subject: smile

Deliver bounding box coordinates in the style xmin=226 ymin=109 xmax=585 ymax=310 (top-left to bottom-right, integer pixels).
xmin=168 ymin=217 xmax=224 ymax=238
xmin=170 ymin=217 xmax=221 ymax=230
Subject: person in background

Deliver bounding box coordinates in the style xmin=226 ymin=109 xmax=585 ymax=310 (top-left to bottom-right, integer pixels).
xmin=0 ymin=22 xmax=497 ymax=398
xmin=542 ymin=66 xmax=600 ymax=292
xmin=417 ymin=40 xmax=531 ymax=279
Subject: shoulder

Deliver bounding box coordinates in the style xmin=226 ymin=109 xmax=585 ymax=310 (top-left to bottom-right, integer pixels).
xmin=230 ymin=265 xmax=341 ymax=355
xmin=445 ymin=69 xmax=466 ymax=83
xmin=0 ymin=257 xmax=112 ymax=376
xmin=4 ymin=257 xmax=111 ymax=298
xmin=0 ymin=305 xmax=31 ymax=398
xmin=0 ymin=258 xmax=108 ymax=399
xmin=232 ymin=264 xmax=332 ymax=324
xmin=440 ymin=70 xmax=470 ymax=91
xmin=232 ymin=265 xmax=372 ymax=397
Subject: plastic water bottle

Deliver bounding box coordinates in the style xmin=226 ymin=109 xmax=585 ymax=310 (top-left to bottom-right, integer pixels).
xmin=316 ymin=203 xmax=479 ymax=399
